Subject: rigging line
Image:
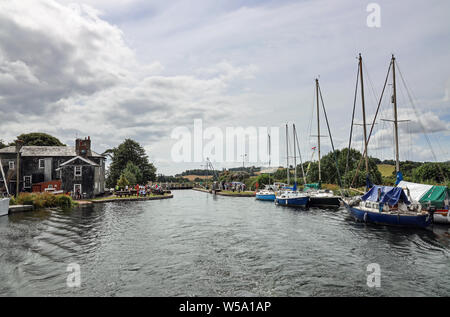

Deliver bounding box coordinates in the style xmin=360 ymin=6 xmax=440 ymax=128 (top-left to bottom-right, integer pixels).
xmin=294 ymin=124 xmax=307 ymax=184
xmin=345 ymin=64 xmax=360 ymax=183
xmin=395 ymin=61 xmax=447 ymax=183
xmin=307 ymin=89 xmax=315 ymax=148
xmin=351 ymin=60 xmax=393 ymax=188
xmin=362 ymin=60 xmax=380 ymax=114
xmin=318 ymin=83 xmax=343 ymax=188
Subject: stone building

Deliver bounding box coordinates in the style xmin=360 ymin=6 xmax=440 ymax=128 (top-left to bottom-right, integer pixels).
xmin=0 ymin=137 xmax=106 ymax=198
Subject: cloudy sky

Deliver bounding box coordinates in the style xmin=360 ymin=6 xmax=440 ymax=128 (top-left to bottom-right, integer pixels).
xmin=0 ymin=0 xmax=449 ymax=175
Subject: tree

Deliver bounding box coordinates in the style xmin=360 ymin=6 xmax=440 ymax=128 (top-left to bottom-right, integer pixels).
xmin=106 ymin=139 xmax=156 ymax=188
xmin=412 ymin=162 xmax=449 ymax=184
xmin=10 ymin=133 xmax=65 ymax=146
xmin=122 ymin=162 xmax=142 ymax=186
xmin=0 ymin=140 xmax=6 ymax=149
xmin=117 ymin=174 xmax=130 ymax=188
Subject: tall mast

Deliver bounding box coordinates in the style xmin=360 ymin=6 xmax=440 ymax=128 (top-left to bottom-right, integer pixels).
xmin=391 ymin=55 xmax=400 ymax=172
xmin=268 ymin=133 xmax=271 ymax=185
xmin=359 ymin=54 xmax=369 ymax=173
xmin=293 ymin=124 xmax=297 ymax=185
xmin=315 ymin=79 xmax=321 ymax=182
xmin=286 ymin=124 xmax=290 ymax=185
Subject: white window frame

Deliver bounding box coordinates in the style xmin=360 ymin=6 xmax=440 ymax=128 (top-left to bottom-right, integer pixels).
xmin=9 ymin=161 xmax=14 ymax=169
xmin=24 ymin=175 xmax=32 ymax=189
xmin=74 ymin=166 xmax=82 ymax=177
xmin=38 ymin=159 xmax=45 ymax=169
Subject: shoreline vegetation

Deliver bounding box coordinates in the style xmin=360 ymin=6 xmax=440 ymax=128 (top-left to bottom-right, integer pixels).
xmin=10 ymin=192 xmax=76 ymax=209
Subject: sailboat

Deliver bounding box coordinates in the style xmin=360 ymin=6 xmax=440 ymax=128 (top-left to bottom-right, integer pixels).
xmin=275 ymin=124 xmax=309 ymax=207
xmin=256 ymin=133 xmax=276 ymax=201
xmin=397 ymin=180 xmax=449 ymax=224
xmin=0 ymin=159 xmax=10 ymax=216
xmin=343 ymin=55 xmax=433 ymax=228
xmin=305 ymin=78 xmax=342 ymax=208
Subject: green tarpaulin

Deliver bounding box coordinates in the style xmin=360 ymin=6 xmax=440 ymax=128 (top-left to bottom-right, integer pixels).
xmin=419 ymin=186 xmax=449 ymax=209
xmin=305 ymin=183 xmax=321 ymax=190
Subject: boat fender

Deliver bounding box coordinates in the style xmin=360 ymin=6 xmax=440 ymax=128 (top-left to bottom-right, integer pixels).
xmin=363 ymin=212 xmax=368 ymax=223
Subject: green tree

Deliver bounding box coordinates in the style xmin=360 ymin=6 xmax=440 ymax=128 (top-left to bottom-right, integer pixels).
xmin=412 ymin=162 xmax=449 ymax=184
xmin=117 ymin=173 xmax=130 ymax=188
xmin=106 ymin=139 xmax=156 ymax=188
xmin=10 ymin=133 xmax=65 ymax=146
xmin=0 ymin=140 xmax=6 ymax=149
xmin=122 ymin=162 xmax=142 ymax=186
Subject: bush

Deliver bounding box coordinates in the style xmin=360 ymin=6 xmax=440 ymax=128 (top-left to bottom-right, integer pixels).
xmin=16 ymin=192 xmax=74 ymax=209
xmin=55 ymin=195 xmax=73 ymax=209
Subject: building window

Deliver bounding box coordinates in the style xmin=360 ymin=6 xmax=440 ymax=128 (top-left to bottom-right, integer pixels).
xmin=9 ymin=161 xmax=14 ymax=170
xmin=39 ymin=159 xmax=45 ymax=169
xmin=24 ymin=176 xmax=32 ymax=189
xmin=74 ymin=166 xmax=82 ymax=177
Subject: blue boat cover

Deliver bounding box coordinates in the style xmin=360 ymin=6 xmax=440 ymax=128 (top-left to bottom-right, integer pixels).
xmin=361 ymin=185 xmax=410 ymax=206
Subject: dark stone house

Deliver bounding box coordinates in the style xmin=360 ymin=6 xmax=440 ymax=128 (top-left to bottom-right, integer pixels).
xmin=0 ymin=137 xmax=106 ymax=198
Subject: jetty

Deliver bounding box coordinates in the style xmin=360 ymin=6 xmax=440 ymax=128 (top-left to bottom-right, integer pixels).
xmin=192 ymin=187 xmax=255 ymax=197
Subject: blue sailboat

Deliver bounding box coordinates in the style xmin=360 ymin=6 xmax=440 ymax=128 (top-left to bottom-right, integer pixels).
xmin=255 ymin=133 xmax=276 ymax=202
xmin=344 ymin=55 xmax=432 ymax=228
xmin=256 ymin=189 xmax=276 ymax=201
xmin=275 ymin=124 xmax=309 ymax=208
xmin=344 ymin=185 xmax=432 ymax=228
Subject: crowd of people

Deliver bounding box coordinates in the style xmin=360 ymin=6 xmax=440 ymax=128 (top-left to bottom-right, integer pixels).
xmin=114 ymin=183 xmax=166 ymax=196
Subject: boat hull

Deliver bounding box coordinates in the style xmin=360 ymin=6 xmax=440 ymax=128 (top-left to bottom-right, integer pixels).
xmin=344 ymin=202 xmax=432 ymax=228
xmin=308 ymin=197 xmax=341 ymax=209
xmin=276 ymin=196 xmax=309 ymax=207
xmin=433 ymin=209 xmax=450 ymax=224
xmin=255 ymin=194 xmax=276 ymax=201
xmin=0 ymin=198 xmax=10 ymax=217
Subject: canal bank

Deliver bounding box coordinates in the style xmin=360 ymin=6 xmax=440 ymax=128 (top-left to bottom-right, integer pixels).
xmin=192 ymin=187 xmax=256 ymax=197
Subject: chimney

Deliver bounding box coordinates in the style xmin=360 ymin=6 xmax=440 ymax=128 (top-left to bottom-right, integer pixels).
xmin=75 ymin=137 xmax=92 ymax=157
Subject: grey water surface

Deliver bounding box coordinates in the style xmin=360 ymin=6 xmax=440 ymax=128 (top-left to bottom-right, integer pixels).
xmin=0 ymin=190 xmax=449 ymax=296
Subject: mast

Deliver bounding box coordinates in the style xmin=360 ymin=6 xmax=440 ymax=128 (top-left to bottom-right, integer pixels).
xmin=359 ymin=54 xmax=369 ymax=173
xmin=293 ymin=124 xmax=297 ymax=185
xmin=315 ymin=79 xmax=321 ymax=182
xmin=391 ymin=55 xmax=400 ymax=172
xmin=268 ymin=133 xmax=271 ymax=186
xmin=286 ymin=124 xmax=290 ymax=185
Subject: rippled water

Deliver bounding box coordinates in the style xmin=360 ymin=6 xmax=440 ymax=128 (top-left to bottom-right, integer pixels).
xmin=0 ymin=190 xmax=449 ymax=296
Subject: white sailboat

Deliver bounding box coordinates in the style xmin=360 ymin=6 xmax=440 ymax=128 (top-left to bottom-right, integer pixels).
xmin=0 ymin=158 xmax=10 ymax=216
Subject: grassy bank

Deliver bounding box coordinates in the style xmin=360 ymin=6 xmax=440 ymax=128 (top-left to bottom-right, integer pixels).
xmin=10 ymin=192 xmax=76 ymax=209
xmin=89 ymin=193 xmax=172 ymax=202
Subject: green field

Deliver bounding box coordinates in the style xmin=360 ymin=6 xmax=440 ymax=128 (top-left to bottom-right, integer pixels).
xmin=377 ymin=164 xmax=395 ymax=177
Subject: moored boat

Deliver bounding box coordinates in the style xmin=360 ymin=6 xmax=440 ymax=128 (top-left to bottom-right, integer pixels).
xmin=308 ymin=189 xmax=341 ymax=209
xmin=344 ymin=185 xmax=432 ymax=228
xmin=0 ymin=197 xmax=10 ymax=217
xmin=275 ymin=190 xmax=309 ymax=207
xmin=256 ymin=187 xmax=276 ymax=201
xmin=398 ymin=180 xmax=449 ymax=224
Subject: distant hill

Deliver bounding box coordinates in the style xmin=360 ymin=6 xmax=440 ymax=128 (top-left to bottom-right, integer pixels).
xmin=377 ymin=164 xmax=395 ymax=177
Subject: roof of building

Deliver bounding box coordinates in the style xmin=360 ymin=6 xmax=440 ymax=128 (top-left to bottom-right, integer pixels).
xmin=0 ymin=146 xmax=105 ymax=158
xmin=59 ymin=156 xmax=99 ymax=167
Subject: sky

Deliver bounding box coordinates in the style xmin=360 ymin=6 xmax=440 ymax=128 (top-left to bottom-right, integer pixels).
xmin=0 ymin=0 xmax=449 ymax=175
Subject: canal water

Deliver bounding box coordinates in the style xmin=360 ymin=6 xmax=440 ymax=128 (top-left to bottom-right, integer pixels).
xmin=0 ymin=190 xmax=449 ymax=296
